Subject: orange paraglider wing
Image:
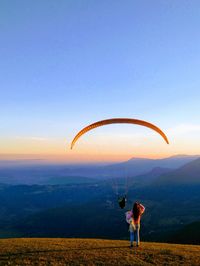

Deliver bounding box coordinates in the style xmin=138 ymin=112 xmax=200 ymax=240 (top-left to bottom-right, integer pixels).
xmin=71 ymin=118 xmax=169 ymax=149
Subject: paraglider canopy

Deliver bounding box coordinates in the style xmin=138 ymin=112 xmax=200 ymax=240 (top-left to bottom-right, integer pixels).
xmin=70 ymin=117 xmax=169 ymax=209
xmin=70 ymin=118 xmax=169 ymax=149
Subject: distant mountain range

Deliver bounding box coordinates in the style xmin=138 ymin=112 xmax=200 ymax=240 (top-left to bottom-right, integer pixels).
xmin=153 ymin=157 xmax=200 ymax=185
xmin=57 ymin=155 xmax=200 ymax=179
xmin=0 ymin=155 xmax=200 ymax=243
xmin=0 ymin=154 xmax=199 ymax=185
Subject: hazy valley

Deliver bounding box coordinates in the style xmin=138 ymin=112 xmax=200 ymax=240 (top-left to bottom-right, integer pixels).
xmin=0 ymin=155 xmax=199 ymax=244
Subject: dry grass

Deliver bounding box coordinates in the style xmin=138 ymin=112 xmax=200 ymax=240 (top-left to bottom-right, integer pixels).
xmin=0 ymin=238 xmax=199 ymax=265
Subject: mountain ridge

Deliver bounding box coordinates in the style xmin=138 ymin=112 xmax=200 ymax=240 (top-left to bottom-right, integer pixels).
xmin=153 ymin=158 xmax=200 ymax=185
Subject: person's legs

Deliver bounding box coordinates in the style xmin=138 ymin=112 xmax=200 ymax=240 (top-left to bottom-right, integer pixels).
xmin=130 ymin=231 xmax=134 ymax=247
xmin=135 ymin=224 xmax=140 ymax=246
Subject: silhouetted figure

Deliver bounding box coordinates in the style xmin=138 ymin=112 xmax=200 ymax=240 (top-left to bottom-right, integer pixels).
xmin=118 ymin=195 xmax=127 ymax=209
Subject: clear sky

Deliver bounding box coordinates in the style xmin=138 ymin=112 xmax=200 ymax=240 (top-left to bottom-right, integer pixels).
xmin=0 ymin=0 xmax=200 ymax=163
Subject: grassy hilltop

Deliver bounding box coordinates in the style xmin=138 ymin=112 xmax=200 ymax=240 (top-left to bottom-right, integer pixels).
xmin=0 ymin=238 xmax=199 ymax=265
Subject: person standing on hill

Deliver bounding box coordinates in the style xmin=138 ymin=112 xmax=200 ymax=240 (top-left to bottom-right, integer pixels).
xmin=125 ymin=202 xmax=145 ymax=248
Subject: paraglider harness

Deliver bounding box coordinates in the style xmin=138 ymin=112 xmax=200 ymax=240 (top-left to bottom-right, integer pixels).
xmin=118 ymin=195 xmax=127 ymax=209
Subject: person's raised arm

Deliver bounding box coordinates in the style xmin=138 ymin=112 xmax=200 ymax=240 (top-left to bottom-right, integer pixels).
xmin=139 ymin=203 xmax=145 ymax=214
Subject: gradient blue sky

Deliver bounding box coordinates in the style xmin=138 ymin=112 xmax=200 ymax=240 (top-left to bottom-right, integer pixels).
xmin=1 ymin=1 xmax=200 ymax=162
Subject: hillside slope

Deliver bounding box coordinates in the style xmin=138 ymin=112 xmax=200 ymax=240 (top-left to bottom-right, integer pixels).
xmin=0 ymin=238 xmax=199 ymax=265
xmin=170 ymin=221 xmax=200 ymax=244
xmin=64 ymin=155 xmax=199 ymax=179
xmin=154 ymin=157 xmax=200 ymax=185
